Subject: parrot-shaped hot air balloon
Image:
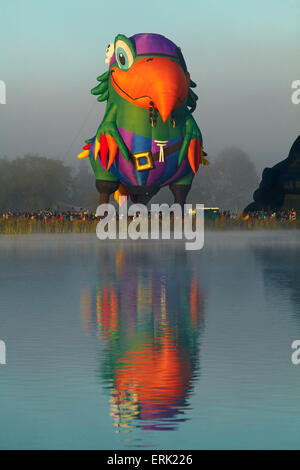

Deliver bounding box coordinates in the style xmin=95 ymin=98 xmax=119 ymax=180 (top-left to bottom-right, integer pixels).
xmin=77 ymin=33 xmax=208 ymax=206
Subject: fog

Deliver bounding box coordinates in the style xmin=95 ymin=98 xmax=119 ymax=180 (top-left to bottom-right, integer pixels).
xmin=1 ymin=0 xmax=299 ymax=175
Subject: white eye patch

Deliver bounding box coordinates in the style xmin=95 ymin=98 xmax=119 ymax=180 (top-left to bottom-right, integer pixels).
xmin=105 ymin=42 xmax=114 ymax=65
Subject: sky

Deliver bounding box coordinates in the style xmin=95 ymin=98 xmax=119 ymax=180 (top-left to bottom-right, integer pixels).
xmin=0 ymin=0 xmax=299 ymax=173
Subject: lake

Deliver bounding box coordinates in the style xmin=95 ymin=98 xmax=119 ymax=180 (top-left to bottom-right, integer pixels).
xmin=0 ymin=231 xmax=299 ymax=449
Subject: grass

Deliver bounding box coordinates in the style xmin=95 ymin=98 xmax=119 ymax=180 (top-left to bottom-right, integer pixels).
xmin=0 ymin=217 xmax=98 ymax=235
xmin=0 ymin=216 xmax=299 ymax=235
xmin=204 ymin=217 xmax=299 ymax=230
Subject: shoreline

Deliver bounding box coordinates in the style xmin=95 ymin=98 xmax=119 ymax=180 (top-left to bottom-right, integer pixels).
xmin=0 ymin=216 xmax=299 ymax=235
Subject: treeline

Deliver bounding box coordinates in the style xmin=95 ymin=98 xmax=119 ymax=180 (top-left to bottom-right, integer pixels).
xmin=189 ymin=147 xmax=259 ymax=211
xmin=154 ymin=147 xmax=259 ymax=212
xmin=0 ymin=155 xmax=98 ymax=211
xmin=0 ymin=147 xmax=259 ymax=211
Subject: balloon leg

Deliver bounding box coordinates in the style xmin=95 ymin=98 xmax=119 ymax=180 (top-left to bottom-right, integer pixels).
xmin=169 ymin=183 xmax=191 ymax=210
xmin=95 ymin=179 xmax=120 ymax=204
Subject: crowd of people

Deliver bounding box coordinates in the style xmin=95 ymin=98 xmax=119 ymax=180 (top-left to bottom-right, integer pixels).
xmin=0 ymin=209 xmax=95 ymax=221
xmin=241 ymin=208 xmax=298 ymax=221
xmin=0 ymin=207 xmax=298 ymax=222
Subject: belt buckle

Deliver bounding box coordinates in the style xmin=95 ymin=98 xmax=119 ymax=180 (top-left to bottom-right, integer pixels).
xmin=131 ymin=151 xmax=155 ymax=171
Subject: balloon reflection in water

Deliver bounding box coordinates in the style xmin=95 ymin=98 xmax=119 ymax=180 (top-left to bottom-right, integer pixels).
xmin=80 ymin=246 xmax=205 ymax=432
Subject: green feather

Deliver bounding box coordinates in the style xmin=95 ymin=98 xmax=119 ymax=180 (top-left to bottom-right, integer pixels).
xmin=97 ymin=90 xmax=109 ymax=102
xmin=91 ymin=81 xmax=108 ymax=95
xmin=97 ymin=71 xmax=109 ymax=82
xmin=189 ymin=89 xmax=198 ymax=101
xmin=187 ymin=89 xmax=198 ymax=112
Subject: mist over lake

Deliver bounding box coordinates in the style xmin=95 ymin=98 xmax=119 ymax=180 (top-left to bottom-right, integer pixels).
xmin=0 ymin=232 xmax=299 ymax=449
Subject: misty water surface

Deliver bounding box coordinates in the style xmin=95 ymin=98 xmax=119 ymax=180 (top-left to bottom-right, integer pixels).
xmin=0 ymin=232 xmax=299 ymax=449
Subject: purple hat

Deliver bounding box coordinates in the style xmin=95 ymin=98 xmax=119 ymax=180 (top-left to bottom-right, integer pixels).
xmin=109 ymin=33 xmax=179 ymax=68
xmin=130 ymin=33 xmax=178 ymax=57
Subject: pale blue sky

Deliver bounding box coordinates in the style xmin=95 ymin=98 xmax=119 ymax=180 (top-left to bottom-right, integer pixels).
xmin=0 ymin=0 xmax=299 ymax=171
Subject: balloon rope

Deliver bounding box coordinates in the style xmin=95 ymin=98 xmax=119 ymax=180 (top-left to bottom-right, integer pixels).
xmin=62 ymin=100 xmax=97 ymax=161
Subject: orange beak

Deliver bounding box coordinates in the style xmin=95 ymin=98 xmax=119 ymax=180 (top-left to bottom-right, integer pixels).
xmin=111 ymin=57 xmax=190 ymax=122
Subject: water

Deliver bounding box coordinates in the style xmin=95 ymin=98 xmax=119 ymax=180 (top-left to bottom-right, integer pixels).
xmin=0 ymin=231 xmax=299 ymax=449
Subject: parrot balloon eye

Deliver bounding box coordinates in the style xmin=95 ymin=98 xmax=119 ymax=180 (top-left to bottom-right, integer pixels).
xmin=114 ymin=37 xmax=135 ymax=70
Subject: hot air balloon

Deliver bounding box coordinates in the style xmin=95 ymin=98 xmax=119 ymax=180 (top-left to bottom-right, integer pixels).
xmin=78 ymin=33 xmax=208 ymax=207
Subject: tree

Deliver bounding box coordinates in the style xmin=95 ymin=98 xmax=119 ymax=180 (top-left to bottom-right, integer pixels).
xmin=189 ymin=147 xmax=259 ymax=212
xmin=72 ymin=161 xmax=99 ymax=209
xmin=0 ymin=155 xmax=73 ymax=210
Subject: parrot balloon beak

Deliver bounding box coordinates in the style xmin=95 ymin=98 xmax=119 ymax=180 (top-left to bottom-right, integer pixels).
xmin=111 ymin=57 xmax=190 ymax=122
